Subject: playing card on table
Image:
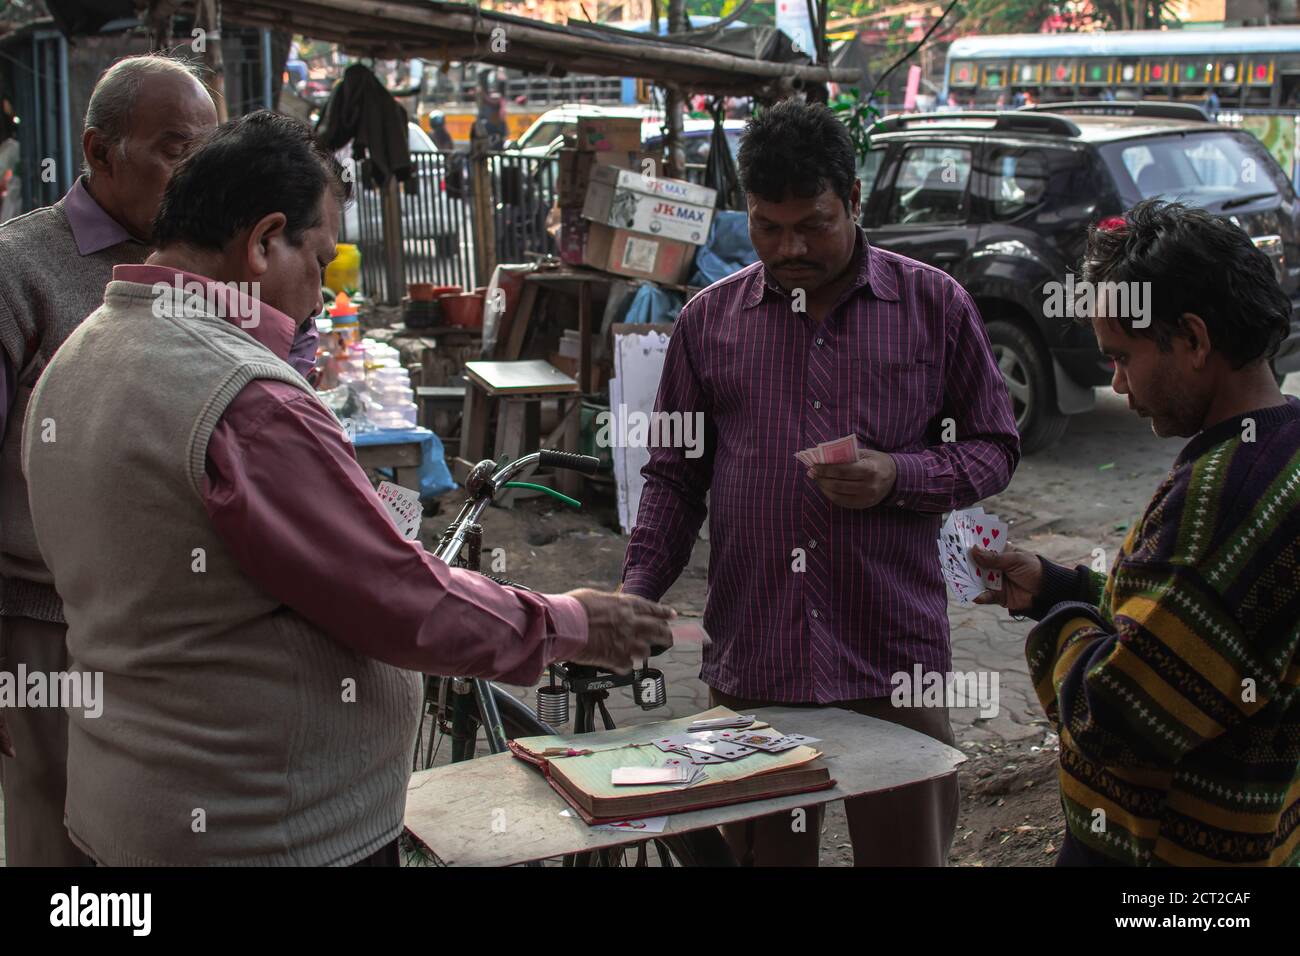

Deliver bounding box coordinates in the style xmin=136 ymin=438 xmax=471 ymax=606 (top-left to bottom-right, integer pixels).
xmin=661 ymin=758 xmax=707 ymax=784
xmin=611 ymin=765 xmax=697 ymax=786
xmin=376 ymin=481 xmax=422 ymax=540
xmin=717 ymin=730 xmax=821 ymax=753
xmin=685 ymin=714 xmax=755 ymax=733
xmin=683 ymin=740 xmax=756 ymax=761
xmin=652 ymin=731 xmax=725 ymax=754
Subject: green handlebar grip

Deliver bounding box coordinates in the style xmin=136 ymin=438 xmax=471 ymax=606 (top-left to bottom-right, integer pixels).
xmin=502 ymin=482 xmax=581 ymax=508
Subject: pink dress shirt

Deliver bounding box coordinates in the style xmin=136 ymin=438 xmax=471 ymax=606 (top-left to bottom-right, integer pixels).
xmin=112 ymin=264 xmax=589 ymax=683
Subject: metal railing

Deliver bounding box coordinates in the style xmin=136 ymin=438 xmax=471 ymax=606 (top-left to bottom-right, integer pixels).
xmin=342 ymin=149 xmax=561 ymax=302
xmin=485 ymin=152 xmax=560 ymax=269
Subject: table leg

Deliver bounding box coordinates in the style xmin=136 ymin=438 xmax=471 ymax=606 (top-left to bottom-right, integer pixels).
xmin=555 ymin=397 xmax=583 ymax=499
xmin=461 ymin=385 xmax=490 ymax=465
xmin=578 ymin=282 xmax=592 ymax=394
xmin=495 ymin=400 xmax=527 ymax=509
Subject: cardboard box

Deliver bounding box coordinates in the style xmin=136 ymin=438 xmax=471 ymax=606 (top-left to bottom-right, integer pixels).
xmin=559 ymin=205 xmax=589 ymax=266
xmin=582 ymin=222 xmax=695 ymax=285
xmin=576 ymin=116 xmax=641 ymax=156
xmin=558 ymin=149 xmax=595 ymax=207
xmin=582 ymin=165 xmax=717 ymax=246
xmin=589 ymin=164 xmax=718 ymax=207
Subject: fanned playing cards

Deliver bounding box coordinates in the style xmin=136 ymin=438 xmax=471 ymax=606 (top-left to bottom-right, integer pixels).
xmin=376 ymin=481 xmax=422 ymax=540
xmin=937 ymin=507 xmax=1007 ymax=605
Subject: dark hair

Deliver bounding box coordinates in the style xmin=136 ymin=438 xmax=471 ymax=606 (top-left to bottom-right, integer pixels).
xmin=1082 ymin=198 xmax=1290 ymax=368
xmin=152 ymin=110 xmax=352 ymax=250
xmin=737 ymin=100 xmax=856 ymax=211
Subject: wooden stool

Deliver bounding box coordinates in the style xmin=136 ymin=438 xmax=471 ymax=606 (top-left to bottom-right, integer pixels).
xmin=460 ymin=360 xmax=583 ymax=507
xmin=417 ymin=384 xmax=467 ymax=455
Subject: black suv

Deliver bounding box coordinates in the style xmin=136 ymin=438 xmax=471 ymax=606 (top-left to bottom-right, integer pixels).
xmin=860 ymin=102 xmax=1300 ymax=452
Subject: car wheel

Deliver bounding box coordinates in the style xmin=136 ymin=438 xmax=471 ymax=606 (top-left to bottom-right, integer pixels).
xmin=986 ymin=319 xmax=1070 ymax=454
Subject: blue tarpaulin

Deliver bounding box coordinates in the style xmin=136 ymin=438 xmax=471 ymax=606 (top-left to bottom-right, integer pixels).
xmin=353 ymin=426 xmax=456 ymax=499
xmin=689 ymin=210 xmax=757 ymax=287
xmin=622 ymin=282 xmax=685 ymax=324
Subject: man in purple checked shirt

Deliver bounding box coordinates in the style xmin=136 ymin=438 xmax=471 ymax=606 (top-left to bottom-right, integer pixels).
xmin=0 ymin=54 xmax=219 ymax=865
xmin=621 ymin=101 xmax=1021 ymax=866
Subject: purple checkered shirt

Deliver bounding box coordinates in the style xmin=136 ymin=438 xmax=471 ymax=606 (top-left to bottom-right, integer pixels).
xmin=621 ymin=229 xmax=1020 ymax=703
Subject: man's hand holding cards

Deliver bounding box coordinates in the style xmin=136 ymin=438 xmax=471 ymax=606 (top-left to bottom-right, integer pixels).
xmin=937 ymin=507 xmax=1007 ymax=605
xmin=797 ymin=434 xmax=899 ymax=510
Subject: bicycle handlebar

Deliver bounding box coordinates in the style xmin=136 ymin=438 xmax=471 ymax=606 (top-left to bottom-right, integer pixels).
xmin=538 ymin=449 xmax=601 ymax=475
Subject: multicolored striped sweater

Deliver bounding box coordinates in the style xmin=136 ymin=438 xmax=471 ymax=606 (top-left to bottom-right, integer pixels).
xmin=1028 ymin=398 xmax=1300 ymax=866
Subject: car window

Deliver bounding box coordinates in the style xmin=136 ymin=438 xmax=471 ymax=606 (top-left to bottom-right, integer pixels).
xmin=408 ymin=124 xmax=435 ymax=153
xmin=1102 ymin=132 xmax=1284 ymax=204
xmin=886 ymin=145 xmax=971 ymax=225
xmin=987 ymin=148 xmax=1049 ymax=219
xmin=519 ymin=121 xmax=567 ymax=149
xmin=858 ymin=147 xmax=886 ymax=194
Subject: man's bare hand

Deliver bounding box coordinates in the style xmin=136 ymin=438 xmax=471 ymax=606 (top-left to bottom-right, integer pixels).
xmin=971 ymin=546 xmax=1044 ymax=614
xmin=809 ymin=450 xmax=897 ymax=509
xmin=564 ymin=588 xmax=676 ymax=673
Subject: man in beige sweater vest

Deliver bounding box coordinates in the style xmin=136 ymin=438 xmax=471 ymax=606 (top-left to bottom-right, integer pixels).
xmin=23 ymin=110 xmax=671 ymax=865
xmin=0 ymin=55 xmax=217 ymax=866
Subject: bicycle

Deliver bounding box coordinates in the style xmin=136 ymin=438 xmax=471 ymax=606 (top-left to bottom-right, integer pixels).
xmin=402 ymin=449 xmax=734 ymax=867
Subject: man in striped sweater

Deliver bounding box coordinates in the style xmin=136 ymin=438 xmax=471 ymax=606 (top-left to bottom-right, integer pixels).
xmin=974 ymin=199 xmax=1300 ymax=866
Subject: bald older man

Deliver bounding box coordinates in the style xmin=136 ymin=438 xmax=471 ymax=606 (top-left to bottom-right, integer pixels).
xmin=0 ymin=54 xmax=218 ymax=865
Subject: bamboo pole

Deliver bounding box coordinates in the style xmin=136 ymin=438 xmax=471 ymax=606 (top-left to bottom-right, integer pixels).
xmin=220 ymin=0 xmax=858 ymax=84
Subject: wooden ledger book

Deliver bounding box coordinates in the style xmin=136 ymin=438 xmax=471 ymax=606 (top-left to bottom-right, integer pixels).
xmin=509 ymin=709 xmax=835 ymax=824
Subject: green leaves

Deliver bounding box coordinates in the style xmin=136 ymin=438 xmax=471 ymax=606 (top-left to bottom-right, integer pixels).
xmin=830 ymin=87 xmax=883 ymax=162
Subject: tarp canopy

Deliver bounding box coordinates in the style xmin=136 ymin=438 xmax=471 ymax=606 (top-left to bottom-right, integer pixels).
xmin=155 ymin=0 xmax=857 ymax=97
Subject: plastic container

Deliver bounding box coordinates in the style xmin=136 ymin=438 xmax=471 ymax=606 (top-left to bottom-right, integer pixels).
xmin=329 ymin=292 xmax=361 ymax=344
xmin=441 ymin=292 xmax=485 ymax=329
xmin=325 ymin=244 xmax=361 ymax=296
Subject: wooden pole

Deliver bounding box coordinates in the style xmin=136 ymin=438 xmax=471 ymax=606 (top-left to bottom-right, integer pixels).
xmin=380 ymin=178 xmax=404 ymax=305
xmin=197 ymin=0 xmax=229 ymax=122
xmin=663 ymin=0 xmax=686 ymax=180
xmin=233 ymin=0 xmax=858 ymax=84
xmin=468 ymin=122 xmax=496 ymax=288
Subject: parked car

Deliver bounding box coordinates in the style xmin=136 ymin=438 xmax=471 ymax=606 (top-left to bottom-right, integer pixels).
xmin=509 ymin=105 xmax=743 ymax=163
xmin=341 ymin=121 xmax=465 ymax=255
xmin=508 ymin=104 xmax=666 ymax=157
xmin=643 ymin=119 xmax=745 ymax=170
xmin=860 ymin=102 xmax=1300 ymax=452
